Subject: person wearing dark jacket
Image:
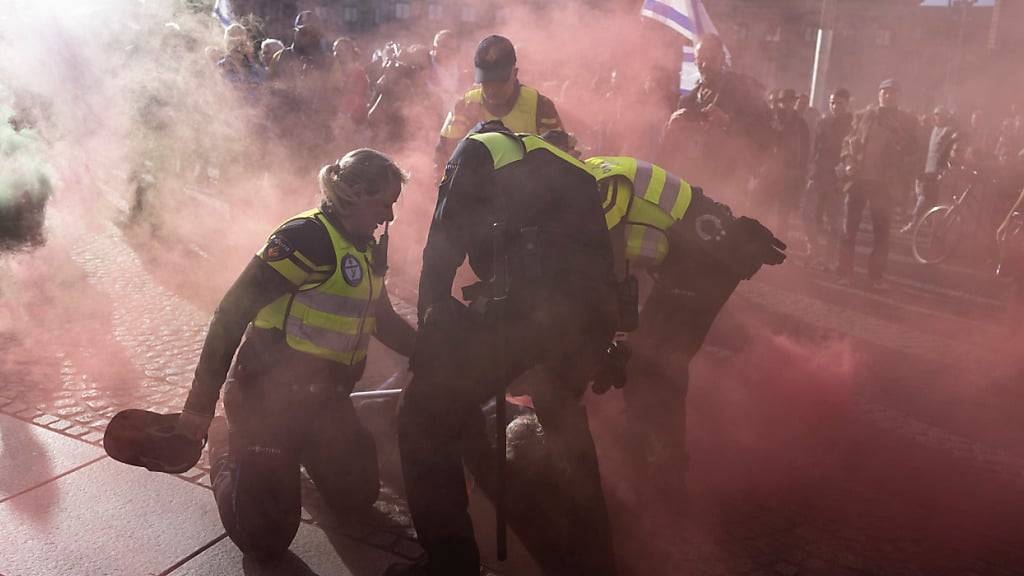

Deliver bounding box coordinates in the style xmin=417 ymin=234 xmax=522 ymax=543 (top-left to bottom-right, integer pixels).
xmin=173 ymin=149 xmax=415 ymax=560
xmin=761 ymin=88 xmax=809 ymax=240
xmin=802 ymin=88 xmax=853 ymax=264
xmin=388 ymin=121 xmax=619 ymax=576
xmin=659 ymin=34 xmax=771 ymax=207
xmin=836 ymin=79 xmax=920 ymax=288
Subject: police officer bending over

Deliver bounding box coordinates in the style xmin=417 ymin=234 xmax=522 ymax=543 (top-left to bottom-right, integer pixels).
xmin=542 ymin=129 xmax=786 ymax=502
xmin=585 ymin=151 xmax=785 ymax=495
xmin=388 ymin=121 xmax=619 ymax=576
xmin=173 ymin=149 xmax=416 ymax=559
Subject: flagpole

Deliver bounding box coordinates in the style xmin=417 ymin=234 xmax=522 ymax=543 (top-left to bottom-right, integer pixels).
xmin=809 ymin=0 xmax=836 ymax=110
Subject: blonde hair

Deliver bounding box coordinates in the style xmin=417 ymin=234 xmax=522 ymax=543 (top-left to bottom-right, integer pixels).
xmin=318 ymin=149 xmax=408 ymax=211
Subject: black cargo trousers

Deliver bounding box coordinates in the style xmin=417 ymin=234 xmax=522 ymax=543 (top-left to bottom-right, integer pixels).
xmin=398 ymin=292 xmax=617 ymax=576
xmin=211 ymin=336 xmax=380 ymax=559
xmin=624 ymin=264 xmax=740 ymax=489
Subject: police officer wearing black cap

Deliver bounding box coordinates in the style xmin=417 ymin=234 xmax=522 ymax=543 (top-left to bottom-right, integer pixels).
xmin=435 ymin=35 xmax=563 ymax=167
xmin=387 ymin=120 xmax=619 ymax=576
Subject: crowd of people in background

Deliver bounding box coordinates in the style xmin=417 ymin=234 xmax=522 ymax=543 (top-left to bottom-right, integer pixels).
xmin=156 ymin=10 xmax=1024 ymax=322
xmin=205 ymin=11 xmax=463 ymax=159
xmin=653 ymin=33 xmax=1024 ymax=298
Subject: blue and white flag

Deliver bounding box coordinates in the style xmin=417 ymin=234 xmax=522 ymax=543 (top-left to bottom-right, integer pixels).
xmin=641 ymin=0 xmax=726 ymax=95
xmin=212 ymin=0 xmax=236 ymax=28
xmin=679 ymin=45 xmax=700 ymax=96
xmin=640 ymin=0 xmax=719 ymax=44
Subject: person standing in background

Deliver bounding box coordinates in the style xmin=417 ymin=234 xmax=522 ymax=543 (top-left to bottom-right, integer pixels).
xmin=802 ymin=88 xmax=853 ymax=267
xmin=836 ymin=79 xmax=920 ymax=289
xmin=761 ymin=88 xmax=809 ymax=242
xmin=902 ymin=106 xmax=958 ymax=233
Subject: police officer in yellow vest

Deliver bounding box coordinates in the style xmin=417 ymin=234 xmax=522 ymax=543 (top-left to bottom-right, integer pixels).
xmin=173 ymin=149 xmax=416 ymax=560
xmin=388 ymin=121 xmax=618 ymax=576
xmin=582 ymin=149 xmax=786 ymax=496
xmin=434 ymin=35 xmax=563 ymax=168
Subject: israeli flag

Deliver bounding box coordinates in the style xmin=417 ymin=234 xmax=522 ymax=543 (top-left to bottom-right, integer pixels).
xmin=641 ymin=0 xmax=726 ymax=95
xmin=212 ymin=0 xmax=235 ymax=28
xmin=640 ymin=0 xmax=719 ymax=44
xmin=679 ymin=45 xmax=700 ymax=96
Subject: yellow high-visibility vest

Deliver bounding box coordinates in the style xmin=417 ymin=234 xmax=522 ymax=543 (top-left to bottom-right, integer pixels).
xmin=468 ymin=129 xmax=588 ymax=170
xmin=253 ymin=209 xmax=382 ymax=364
xmin=440 ymin=85 xmax=541 ymax=140
xmin=585 ymin=156 xmax=694 ymax=267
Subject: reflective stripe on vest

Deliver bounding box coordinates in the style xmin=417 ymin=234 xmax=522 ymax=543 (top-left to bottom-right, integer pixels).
xmin=586 ymin=157 xmax=693 ymax=221
xmin=623 ymin=192 xmax=676 ymax=266
xmin=585 ymin=156 xmax=694 ymax=267
xmin=252 ymin=209 xmax=382 ymax=364
xmin=468 ymin=130 xmax=589 ymax=172
xmin=463 ymin=85 xmax=540 ymax=134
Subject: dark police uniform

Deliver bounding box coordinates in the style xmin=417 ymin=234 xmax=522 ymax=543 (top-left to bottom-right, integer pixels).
xmin=587 ymin=156 xmax=786 ymax=494
xmin=398 ymin=122 xmax=618 ymax=576
xmin=183 ymin=203 xmax=414 ymax=558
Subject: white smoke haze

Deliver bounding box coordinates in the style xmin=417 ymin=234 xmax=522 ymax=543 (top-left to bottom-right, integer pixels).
xmin=0 ymin=96 xmax=53 ymax=206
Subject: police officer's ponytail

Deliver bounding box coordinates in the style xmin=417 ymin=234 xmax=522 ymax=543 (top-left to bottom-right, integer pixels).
xmin=318 ymin=148 xmax=408 ymax=212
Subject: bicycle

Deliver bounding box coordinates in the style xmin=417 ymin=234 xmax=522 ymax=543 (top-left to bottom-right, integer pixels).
xmin=997 ymin=206 xmax=1024 ymax=277
xmin=911 ymin=170 xmax=987 ymax=265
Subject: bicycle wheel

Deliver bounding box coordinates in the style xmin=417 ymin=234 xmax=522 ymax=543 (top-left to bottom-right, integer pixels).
xmin=912 ymin=205 xmax=963 ymax=264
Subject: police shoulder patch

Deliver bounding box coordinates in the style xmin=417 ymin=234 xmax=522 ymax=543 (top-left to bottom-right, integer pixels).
xmin=341 ymin=254 xmax=363 ymax=286
xmin=695 ymin=214 xmax=727 ymax=243
xmin=263 ymin=235 xmax=294 ymax=262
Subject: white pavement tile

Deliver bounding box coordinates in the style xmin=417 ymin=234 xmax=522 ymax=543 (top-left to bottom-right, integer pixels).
xmin=0 ymin=413 xmax=103 ymax=500
xmin=169 ymin=523 xmax=399 ymax=576
xmin=0 ymin=458 xmax=223 ymax=576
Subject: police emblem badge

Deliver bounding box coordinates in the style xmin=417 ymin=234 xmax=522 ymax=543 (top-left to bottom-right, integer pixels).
xmin=341 ymin=254 xmax=363 ymax=286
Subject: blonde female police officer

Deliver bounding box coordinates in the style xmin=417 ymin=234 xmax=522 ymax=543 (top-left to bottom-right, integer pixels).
xmin=173 ymin=149 xmax=416 ymax=559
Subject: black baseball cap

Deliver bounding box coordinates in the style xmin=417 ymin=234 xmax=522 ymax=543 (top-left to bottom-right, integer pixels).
xmin=474 ymin=35 xmax=516 ymax=83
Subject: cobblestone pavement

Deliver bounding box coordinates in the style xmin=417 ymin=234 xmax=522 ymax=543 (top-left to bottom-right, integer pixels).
xmin=0 ymin=217 xmax=428 ymax=567
xmin=3 ymin=195 xmax=1024 ymax=575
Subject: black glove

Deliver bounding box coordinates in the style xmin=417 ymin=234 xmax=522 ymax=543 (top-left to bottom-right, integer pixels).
xmin=411 ymin=297 xmax=478 ymax=376
xmin=591 ymin=341 xmax=631 ymax=395
xmin=722 ymin=216 xmax=787 ymax=279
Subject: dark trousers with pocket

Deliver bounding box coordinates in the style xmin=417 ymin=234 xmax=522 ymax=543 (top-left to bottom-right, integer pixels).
xmin=838 ymin=178 xmax=893 ymax=281
xmin=397 ymin=294 xmax=617 ymax=576
xmin=624 ymin=272 xmax=737 ymax=490
xmin=802 ymin=175 xmax=845 ymax=261
xmin=211 ymin=336 xmax=380 ymax=559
